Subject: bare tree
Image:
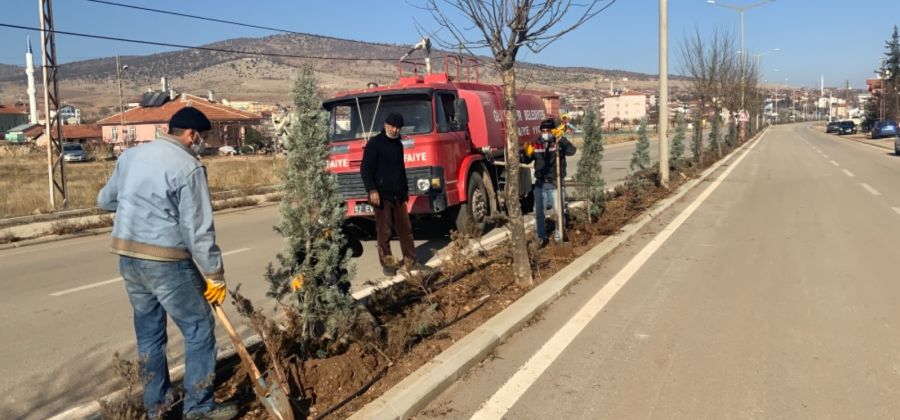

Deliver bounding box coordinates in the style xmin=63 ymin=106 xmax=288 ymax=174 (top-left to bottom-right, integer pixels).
xmin=425 ymin=0 xmax=616 ymax=285
xmin=680 ymin=27 xmax=738 ymax=160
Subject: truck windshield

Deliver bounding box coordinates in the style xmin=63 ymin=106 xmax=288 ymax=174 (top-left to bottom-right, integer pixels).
xmin=327 ymin=94 xmax=433 ymax=142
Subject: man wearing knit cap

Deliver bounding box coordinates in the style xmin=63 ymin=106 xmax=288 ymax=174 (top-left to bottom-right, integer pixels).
xmin=98 ymin=107 xmax=237 ymax=419
xmin=361 ymin=112 xmax=423 ymax=276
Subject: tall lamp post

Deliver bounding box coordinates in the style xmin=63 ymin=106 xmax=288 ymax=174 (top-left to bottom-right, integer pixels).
xmin=659 ymin=0 xmax=669 ymax=188
xmin=115 ymin=55 xmax=128 ymax=148
xmin=706 ymin=0 xmax=776 ymax=114
xmin=751 ymin=47 xmax=779 ymax=130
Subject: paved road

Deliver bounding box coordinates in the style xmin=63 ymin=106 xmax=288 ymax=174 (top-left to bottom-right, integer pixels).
xmin=417 ymin=123 xmax=900 ymax=419
xmin=0 ymin=135 xmax=668 ymax=418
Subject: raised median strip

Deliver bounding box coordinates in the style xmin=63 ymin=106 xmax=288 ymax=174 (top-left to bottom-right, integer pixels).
xmin=349 ymin=128 xmax=768 ymax=420
xmin=46 ymin=128 xmax=765 ymax=419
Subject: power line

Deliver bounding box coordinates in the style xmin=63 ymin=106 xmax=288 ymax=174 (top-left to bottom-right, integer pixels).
xmin=84 ymin=0 xmax=308 ymax=36
xmin=0 ymin=22 xmax=405 ymax=62
xmin=84 ymin=0 xmax=400 ymax=50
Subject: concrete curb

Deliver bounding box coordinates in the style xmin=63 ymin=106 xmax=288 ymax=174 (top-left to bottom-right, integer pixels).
xmin=822 ymin=129 xmax=895 ymax=152
xmin=349 ymin=129 xmax=768 ymax=420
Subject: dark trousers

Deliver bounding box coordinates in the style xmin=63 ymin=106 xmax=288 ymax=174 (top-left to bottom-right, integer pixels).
xmin=374 ymin=199 xmax=416 ymax=267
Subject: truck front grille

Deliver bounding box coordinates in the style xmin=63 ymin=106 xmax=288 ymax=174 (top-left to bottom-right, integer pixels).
xmin=336 ymin=167 xmax=433 ymax=199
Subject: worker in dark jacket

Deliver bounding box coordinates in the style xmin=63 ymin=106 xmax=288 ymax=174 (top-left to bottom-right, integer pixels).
xmin=521 ymin=118 xmax=577 ymax=245
xmin=361 ymin=112 xmax=418 ymax=276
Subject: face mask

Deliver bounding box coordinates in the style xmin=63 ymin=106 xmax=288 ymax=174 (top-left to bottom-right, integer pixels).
xmin=190 ymin=132 xmax=205 ymax=155
xmin=541 ymin=133 xmax=552 ymax=141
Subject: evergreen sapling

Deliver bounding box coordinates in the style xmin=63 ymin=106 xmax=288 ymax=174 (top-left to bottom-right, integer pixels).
xmin=630 ymin=117 xmax=651 ymax=171
xmin=708 ymin=113 xmax=721 ymax=158
xmin=575 ymin=107 xmax=606 ymax=219
xmin=264 ymin=65 xmax=358 ymax=352
xmin=670 ymin=113 xmax=686 ymax=169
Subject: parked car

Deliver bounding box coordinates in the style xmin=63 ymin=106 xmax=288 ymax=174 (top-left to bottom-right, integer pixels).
xmin=62 ymin=142 xmax=88 ymax=162
xmin=826 ymin=121 xmax=841 ymax=134
xmin=870 ymin=120 xmax=898 ymax=139
xmin=837 ymin=121 xmax=856 ymax=135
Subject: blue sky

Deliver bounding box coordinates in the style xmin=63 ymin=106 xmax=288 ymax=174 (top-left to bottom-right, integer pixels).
xmin=0 ymin=0 xmax=896 ymax=89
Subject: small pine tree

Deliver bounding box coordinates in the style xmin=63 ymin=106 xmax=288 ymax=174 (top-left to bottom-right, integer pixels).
xmin=691 ymin=116 xmax=703 ymax=163
xmin=670 ymin=113 xmax=686 ymax=169
xmin=575 ymin=107 xmax=606 ymax=219
xmin=707 ymin=113 xmax=721 ymax=158
xmin=630 ymin=117 xmax=651 ymax=171
xmin=264 ymin=65 xmax=358 ymax=353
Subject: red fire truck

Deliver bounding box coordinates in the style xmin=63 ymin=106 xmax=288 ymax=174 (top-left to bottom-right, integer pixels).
xmin=324 ymin=56 xmax=550 ymax=238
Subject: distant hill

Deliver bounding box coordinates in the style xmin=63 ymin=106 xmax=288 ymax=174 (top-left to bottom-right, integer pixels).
xmin=0 ymin=33 xmax=681 ymax=122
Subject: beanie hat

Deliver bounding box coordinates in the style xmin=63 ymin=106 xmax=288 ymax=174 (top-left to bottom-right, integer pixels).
xmin=540 ymin=118 xmax=556 ymax=130
xmin=169 ymin=107 xmax=212 ymax=132
xmin=384 ymin=112 xmax=404 ymax=128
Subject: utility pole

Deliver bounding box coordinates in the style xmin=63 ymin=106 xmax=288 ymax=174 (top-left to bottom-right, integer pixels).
xmin=116 ymin=54 xmax=126 ymax=148
xmin=39 ymin=0 xmax=67 ymax=210
xmin=658 ymin=0 xmax=669 ymax=188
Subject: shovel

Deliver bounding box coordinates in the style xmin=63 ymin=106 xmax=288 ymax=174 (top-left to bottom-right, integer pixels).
xmin=213 ymin=304 xmax=295 ymax=420
xmin=553 ymin=137 xmax=574 ymax=258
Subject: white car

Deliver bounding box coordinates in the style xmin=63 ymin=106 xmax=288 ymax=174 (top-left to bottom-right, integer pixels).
xmin=218 ymin=146 xmax=238 ymax=156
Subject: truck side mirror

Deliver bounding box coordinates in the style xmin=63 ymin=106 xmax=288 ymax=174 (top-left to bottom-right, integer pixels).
xmin=454 ymin=98 xmax=469 ymax=128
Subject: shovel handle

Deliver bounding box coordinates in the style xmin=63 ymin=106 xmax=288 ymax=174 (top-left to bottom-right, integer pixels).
xmin=213 ymin=304 xmax=265 ymax=382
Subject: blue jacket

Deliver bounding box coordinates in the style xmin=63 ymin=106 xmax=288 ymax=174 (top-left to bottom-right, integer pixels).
xmin=97 ymin=135 xmax=224 ymax=280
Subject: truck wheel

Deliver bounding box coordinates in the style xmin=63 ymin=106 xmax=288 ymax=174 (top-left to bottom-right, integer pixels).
xmin=456 ymin=172 xmax=491 ymax=235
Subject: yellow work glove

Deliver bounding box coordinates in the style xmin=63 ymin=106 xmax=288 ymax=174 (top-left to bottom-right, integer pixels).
xmin=290 ymin=274 xmax=304 ymax=292
xmin=203 ymin=278 xmax=227 ymax=305
xmin=524 ymin=142 xmax=534 ymax=157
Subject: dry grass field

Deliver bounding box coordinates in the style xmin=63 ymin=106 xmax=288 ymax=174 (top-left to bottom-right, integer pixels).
xmin=0 ymin=146 xmax=285 ymax=219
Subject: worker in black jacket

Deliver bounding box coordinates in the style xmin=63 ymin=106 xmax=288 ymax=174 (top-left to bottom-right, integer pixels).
xmin=521 ymin=118 xmax=577 ymax=246
xmin=361 ymin=112 xmax=418 ymax=276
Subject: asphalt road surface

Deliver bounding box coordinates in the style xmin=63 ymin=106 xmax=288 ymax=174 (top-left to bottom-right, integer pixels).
xmin=0 ymin=136 xmax=664 ymax=418
xmin=418 ymin=123 xmax=900 ymax=419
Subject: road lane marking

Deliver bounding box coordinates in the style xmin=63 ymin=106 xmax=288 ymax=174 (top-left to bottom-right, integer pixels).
xmin=842 ymin=169 xmax=855 ymax=177
xmin=50 ymin=277 xmax=123 ymax=296
xmin=469 ymin=132 xmax=764 ymax=420
xmin=49 ymin=248 xmax=251 ymax=296
xmin=830 ymin=160 xmax=840 ymax=166
xmin=223 ymin=247 xmax=251 ymax=256
xmin=823 ymin=154 xmax=829 ymax=158
xmin=893 ymin=207 xmax=900 ymax=216
xmin=861 ymin=183 xmax=882 ymax=196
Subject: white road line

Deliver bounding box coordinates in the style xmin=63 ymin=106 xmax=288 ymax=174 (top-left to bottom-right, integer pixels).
xmin=50 ymin=277 xmax=123 ymax=296
xmin=49 ymin=248 xmax=251 ymax=296
xmin=861 ymin=183 xmax=882 ymax=196
xmin=842 ymin=169 xmax=855 ymax=177
xmin=893 ymin=207 xmax=900 ymax=216
xmin=823 ymin=154 xmax=829 ymax=159
xmin=223 ymin=247 xmax=251 ymax=256
xmin=830 ymin=160 xmax=840 ymax=166
xmin=469 ymin=133 xmax=764 ymax=420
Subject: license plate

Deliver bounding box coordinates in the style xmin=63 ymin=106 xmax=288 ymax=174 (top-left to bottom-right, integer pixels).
xmin=354 ymin=202 xmax=374 ymax=214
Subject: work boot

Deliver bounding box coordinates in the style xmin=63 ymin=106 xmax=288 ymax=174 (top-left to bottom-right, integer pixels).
xmin=184 ymin=403 xmax=239 ymax=420
xmin=382 ymin=265 xmax=398 ymax=277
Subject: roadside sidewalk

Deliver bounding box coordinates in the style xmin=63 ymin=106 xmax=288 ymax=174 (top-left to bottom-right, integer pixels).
xmin=831 ymin=132 xmax=896 ymax=152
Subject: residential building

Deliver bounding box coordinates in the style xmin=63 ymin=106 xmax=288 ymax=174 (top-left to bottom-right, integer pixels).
xmin=0 ymin=104 xmax=28 ymax=134
xmin=221 ymin=99 xmax=279 ymax=115
xmin=602 ymin=91 xmax=647 ymax=125
xmin=97 ymin=92 xmax=262 ymax=151
xmin=4 ymin=122 xmax=41 ymax=143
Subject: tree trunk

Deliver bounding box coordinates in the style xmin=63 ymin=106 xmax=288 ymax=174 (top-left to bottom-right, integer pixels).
xmin=501 ymin=66 xmax=533 ymax=286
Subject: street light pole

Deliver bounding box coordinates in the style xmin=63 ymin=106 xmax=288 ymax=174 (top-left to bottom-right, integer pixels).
xmin=115 ymin=54 xmax=126 ymax=148
xmin=707 ymin=0 xmax=776 ymax=113
xmin=659 ymin=0 xmax=669 ymax=188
